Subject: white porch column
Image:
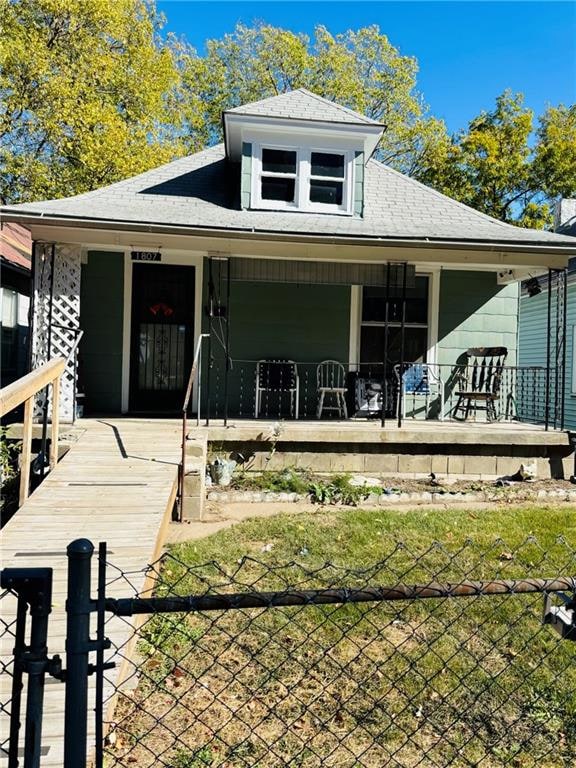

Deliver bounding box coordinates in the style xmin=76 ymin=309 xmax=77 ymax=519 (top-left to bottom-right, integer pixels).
xmin=32 ymin=242 xmax=81 ymax=422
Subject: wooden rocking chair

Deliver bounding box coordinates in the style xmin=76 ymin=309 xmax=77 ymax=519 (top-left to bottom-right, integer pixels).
xmin=452 ymin=347 xmax=507 ymax=422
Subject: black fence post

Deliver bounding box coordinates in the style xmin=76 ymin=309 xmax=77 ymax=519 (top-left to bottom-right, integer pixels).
xmin=23 ymin=575 xmax=52 ymax=768
xmin=94 ymin=542 xmax=108 ymax=768
xmin=64 ymin=539 xmax=94 ymax=768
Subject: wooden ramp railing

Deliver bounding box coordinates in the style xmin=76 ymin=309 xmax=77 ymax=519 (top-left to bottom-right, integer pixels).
xmin=0 ymin=357 xmax=66 ymax=505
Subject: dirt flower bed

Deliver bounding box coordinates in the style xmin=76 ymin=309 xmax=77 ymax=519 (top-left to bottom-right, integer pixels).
xmin=211 ymin=468 xmax=576 ymax=506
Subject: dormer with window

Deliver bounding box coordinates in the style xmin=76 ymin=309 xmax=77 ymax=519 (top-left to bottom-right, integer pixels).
xmin=223 ymin=89 xmax=385 ymax=217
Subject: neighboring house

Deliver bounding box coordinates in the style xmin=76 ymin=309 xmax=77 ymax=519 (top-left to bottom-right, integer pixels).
xmin=1 ymin=89 xmax=575 ymax=425
xmin=0 ymin=222 xmax=31 ymax=388
xmin=519 ymin=199 xmax=576 ymax=430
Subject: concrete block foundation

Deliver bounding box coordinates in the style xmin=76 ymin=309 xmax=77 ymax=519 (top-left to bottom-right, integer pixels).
xmin=201 ymin=420 xmax=574 ymax=481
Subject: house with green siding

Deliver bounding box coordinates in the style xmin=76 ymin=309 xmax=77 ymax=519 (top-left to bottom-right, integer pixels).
xmin=519 ymin=199 xmax=576 ymax=431
xmin=2 ymin=90 xmax=575 ymax=433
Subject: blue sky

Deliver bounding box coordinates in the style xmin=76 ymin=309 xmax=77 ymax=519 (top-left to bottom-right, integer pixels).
xmin=156 ymin=1 xmax=576 ymax=133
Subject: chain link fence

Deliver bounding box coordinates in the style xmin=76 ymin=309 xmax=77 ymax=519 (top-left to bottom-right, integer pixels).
xmin=100 ymin=538 xmax=576 ymax=768
xmin=0 ymin=585 xmax=18 ymax=761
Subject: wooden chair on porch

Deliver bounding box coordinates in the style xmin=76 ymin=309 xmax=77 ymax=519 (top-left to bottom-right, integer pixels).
xmin=452 ymin=347 xmax=508 ymax=422
xmin=316 ymin=360 xmax=348 ymax=419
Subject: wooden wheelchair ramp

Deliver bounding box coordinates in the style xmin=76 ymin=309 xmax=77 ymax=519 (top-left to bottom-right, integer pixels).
xmin=0 ymin=418 xmax=183 ymax=766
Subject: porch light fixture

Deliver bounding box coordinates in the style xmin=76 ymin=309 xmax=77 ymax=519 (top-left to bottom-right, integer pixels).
xmin=525 ymin=277 xmax=542 ymax=297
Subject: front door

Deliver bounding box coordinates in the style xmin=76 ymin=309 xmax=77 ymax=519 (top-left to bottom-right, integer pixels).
xmin=129 ymin=263 xmax=195 ymax=412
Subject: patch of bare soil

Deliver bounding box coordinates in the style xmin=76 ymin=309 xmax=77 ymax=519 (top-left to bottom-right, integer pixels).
xmin=384 ymin=477 xmax=575 ymax=494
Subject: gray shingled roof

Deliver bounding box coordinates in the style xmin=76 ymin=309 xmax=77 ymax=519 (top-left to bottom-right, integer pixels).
xmin=558 ymin=217 xmax=576 ymax=238
xmin=226 ymin=88 xmax=383 ymax=126
xmin=3 ymin=143 xmax=576 ymax=248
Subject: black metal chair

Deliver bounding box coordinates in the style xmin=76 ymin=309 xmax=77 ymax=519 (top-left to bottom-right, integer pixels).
xmin=453 ymin=347 xmax=508 ymax=421
xmin=255 ymin=360 xmax=299 ymax=419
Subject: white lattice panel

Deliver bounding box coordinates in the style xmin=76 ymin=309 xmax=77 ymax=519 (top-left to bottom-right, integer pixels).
xmin=32 ymin=243 xmax=81 ymax=422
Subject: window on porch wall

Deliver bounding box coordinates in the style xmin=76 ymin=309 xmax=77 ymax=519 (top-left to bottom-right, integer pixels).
xmin=360 ymin=276 xmax=429 ymax=365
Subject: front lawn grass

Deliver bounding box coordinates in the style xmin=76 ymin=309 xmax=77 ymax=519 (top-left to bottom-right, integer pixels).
xmin=175 ymin=504 xmax=576 ymax=573
xmin=109 ymin=505 xmax=576 ymax=768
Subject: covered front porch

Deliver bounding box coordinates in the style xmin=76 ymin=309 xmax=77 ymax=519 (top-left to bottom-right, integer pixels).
xmin=192 ymin=256 xmax=567 ymax=430
xmin=198 ymin=354 xmax=551 ymax=427
xmin=22 ymin=230 xmax=569 ymax=435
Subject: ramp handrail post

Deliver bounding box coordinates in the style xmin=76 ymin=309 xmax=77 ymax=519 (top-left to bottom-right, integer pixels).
xmin=64 ymin=539 xmax=94 ymax=768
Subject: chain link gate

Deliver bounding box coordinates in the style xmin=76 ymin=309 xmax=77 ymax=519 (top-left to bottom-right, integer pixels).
xmin=1 ymin=538 xmax=575 ymax=766
xmin=0 ymin=567 xmax=61 ymax=767
xmin=0 ymin=541 xmax=112 ymax=768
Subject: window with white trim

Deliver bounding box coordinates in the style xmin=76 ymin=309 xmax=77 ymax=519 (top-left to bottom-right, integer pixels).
xmin=309 ymin=152 xmax=345 ymax=206
xmin=360 ymin=276 xmax=430 ymax=365
xmin=260 ymin=148 xmax=297 ymax=203
xmin=253 ymin=144 xmax=353 ymax=214
xmin=1 ymin=287 xmax=18 ymax=329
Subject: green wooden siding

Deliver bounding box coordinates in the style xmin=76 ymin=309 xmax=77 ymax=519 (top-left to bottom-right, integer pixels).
xmin=353 ymin=152 xmax=364 ymax=217
xmin=79 ymin=251 xmax=124 ymax=413
xmin=203 ymin=275 xmax=351 ymax=417
xmin=229 ymin=282 xmax=350 ymax=360
xmin=240 ymin=142 xmax=252 ymax=209
xmin=519 ymin=281 xmax=576 ymax=429
xmin=74 ymin=257 xmax=524 ymax=417
xmin=438 ymin=271 xmax=518 ymax=367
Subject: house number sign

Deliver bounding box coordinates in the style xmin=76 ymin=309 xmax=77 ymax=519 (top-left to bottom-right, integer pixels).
xmin=131 ymin=251 xmax=162 ymax=262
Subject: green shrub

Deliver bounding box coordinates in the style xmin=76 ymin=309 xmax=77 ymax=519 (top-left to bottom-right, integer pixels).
xmin=232 ymin=467 xmax=311 ymax=495
xmin=231 ymin=468 xmax=383 ymax=505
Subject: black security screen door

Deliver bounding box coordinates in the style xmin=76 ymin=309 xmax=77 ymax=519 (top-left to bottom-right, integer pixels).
xmin=130 ymin=264 xmax=195 ymax=411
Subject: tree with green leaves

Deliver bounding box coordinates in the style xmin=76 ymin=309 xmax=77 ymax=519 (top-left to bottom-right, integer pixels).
xmin=179 ymin=22 xmax=449 ymax=178
xmin=422 ymin=93 xmax=576 ymax=229
xmin=0 ymin=0 xmax=189 ymax=204
xmin=3 ymin=6 xmax=574 ymax=231
xmin=534 ymin=104 xmax=576 ymax=201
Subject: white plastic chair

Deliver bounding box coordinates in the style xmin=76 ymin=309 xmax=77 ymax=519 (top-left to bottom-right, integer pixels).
xmin=316 ymin=360 xmax=348 ymax=419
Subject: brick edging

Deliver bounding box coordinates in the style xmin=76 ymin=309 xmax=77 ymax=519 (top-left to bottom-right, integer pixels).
xmin=207 ymin=488 xmax=576 ymax=505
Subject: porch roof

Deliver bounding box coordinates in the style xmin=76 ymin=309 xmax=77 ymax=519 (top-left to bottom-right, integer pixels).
xmin=3 ymin=143 xmax=576 ymax=256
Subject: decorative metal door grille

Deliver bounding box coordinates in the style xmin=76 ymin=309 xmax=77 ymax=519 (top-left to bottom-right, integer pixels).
xmin=138 ymin=323 xmax=186 ymax=391
xmin=129 ymin=264 xmax=195 ymax=411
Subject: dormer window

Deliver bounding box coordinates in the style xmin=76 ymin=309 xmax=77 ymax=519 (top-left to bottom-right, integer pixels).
xmin=261 ymin=149 xmax=297 ymax=202
xmin=253 ymin=143 xmax=354 ymax=215
xmin=309 ymin=152 xmax=345 ymax=206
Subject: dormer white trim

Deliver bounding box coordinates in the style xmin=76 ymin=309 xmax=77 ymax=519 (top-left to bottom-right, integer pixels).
xmin=225 ymin=113 xmax=383 ymax=163
xmin=250 ymin=140 xmax=355 ymax=216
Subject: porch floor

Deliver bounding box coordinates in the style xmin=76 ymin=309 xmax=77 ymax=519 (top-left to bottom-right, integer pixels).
xmin=197 ymin=417 xmax=569 ymax=446
xmin=0 ymin=418 xmax=182 ymax=767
